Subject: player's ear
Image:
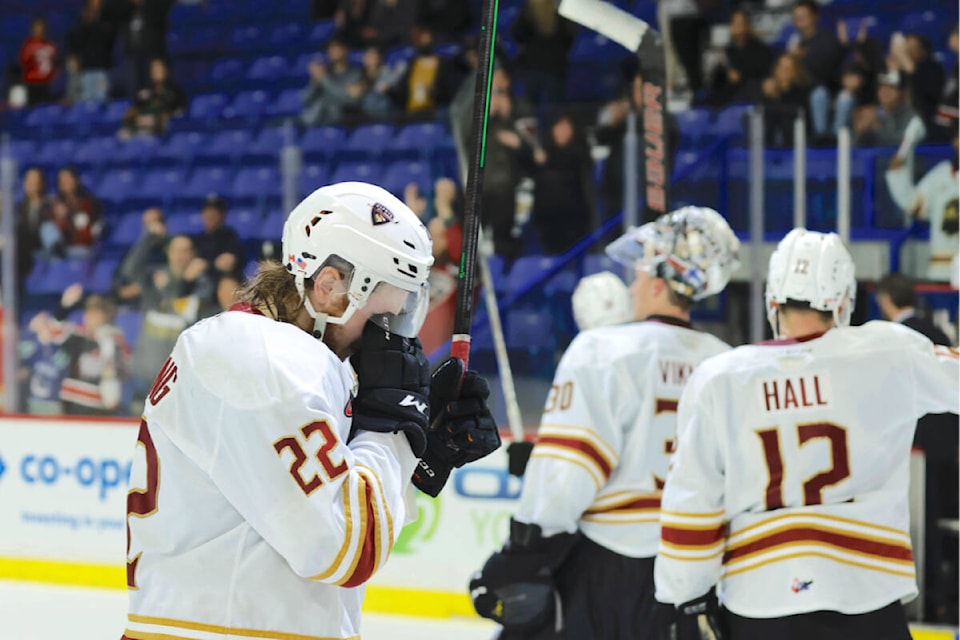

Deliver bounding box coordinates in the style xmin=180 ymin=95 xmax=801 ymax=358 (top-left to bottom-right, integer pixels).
xmin=311 ymin=266 xmax=345 ymax=306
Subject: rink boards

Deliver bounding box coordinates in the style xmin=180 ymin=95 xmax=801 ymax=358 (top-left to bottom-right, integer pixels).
xmin=0 ymin=415 xmax=955 ymax=638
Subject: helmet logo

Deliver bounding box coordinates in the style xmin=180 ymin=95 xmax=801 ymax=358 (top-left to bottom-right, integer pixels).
xmin=289 ymin=253 xmax=309 ymax=272
xmin=371 ymin=203 xmax=395 ymax=226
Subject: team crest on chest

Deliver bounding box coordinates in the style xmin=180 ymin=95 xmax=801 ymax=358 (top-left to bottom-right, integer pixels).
xmin=371 ymin=203 xmax=394 ymax=226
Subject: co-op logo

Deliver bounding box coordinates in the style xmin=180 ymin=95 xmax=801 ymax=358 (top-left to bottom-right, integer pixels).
xmin=20 ymin=454 xmax=131 ymax=501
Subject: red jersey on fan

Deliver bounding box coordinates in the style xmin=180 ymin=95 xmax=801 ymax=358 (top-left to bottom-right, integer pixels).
xmin=20 ymin=36 xmax=57 ymax=85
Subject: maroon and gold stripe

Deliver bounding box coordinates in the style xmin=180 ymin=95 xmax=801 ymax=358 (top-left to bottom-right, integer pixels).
xmin=662 ymin=523 xmax=726 ymax=549
xmin=723 ymin=526 xmax=913 ymax=566
xmin=586 ymin=496 xmax=660 ymax=515
xmin=536 ymin=435 xmax=612 ymax=478
xmin=339 ymin=475 xmax=379 ymax=588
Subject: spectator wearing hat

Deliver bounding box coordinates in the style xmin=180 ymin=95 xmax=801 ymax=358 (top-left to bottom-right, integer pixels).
xmin=855 ymin=70 xmax=926 ymax=148
xmin=192 ymin=195 xmax=244 ymax=279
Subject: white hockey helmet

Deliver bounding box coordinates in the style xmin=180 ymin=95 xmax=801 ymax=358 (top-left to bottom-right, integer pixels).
xmin=605 ymin=206 xmax=740 ymax=302
xmin=281 ymin=181 xmax=434 ymax=339
xmin=572 ymin=271 xmax=633 ymax=331
xmin=765 ymin=228 xmax=856 ymax=337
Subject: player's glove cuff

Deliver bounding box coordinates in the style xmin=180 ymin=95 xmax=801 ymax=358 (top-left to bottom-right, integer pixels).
xmin=352 ymin=388 xmax=429 ymax=456
xmin=672 ymin=588 xmax=725 ymax=640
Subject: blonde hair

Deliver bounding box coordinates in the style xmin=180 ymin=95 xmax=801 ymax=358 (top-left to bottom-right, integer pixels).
xmin=238 ymin=261 xmax=305 ymax=324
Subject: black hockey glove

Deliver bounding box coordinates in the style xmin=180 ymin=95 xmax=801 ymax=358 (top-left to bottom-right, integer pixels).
xmin=350 ymin=322 xmax=431 ymax=456
xmin=470 ymin=519 xmax=580 ymax=633
xmin=412 ymin=357 xmax=501 ymax=497
xmin=670 ymin=588 xmax=725 ymax=640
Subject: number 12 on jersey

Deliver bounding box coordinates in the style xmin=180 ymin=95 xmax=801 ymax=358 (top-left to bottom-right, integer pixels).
xmin=757 ymin=422 xmax=851 ymax=511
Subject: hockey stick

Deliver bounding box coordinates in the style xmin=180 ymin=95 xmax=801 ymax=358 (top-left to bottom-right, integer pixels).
xmin=451 ymin=0 xmax=500 ymax=369
xmin=559 ymin=0 xmax=670 ymax=217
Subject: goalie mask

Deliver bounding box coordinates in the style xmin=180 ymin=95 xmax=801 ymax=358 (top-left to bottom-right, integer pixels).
xmin=606 ymin=206 xmax=740 ymax=302
xmin=765 ymin=228 xmax=856 ymax=338
xmin=281 ymin=181 xmax=434 ymax=339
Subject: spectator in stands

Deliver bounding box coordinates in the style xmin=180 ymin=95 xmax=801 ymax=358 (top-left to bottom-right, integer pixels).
xmin=788 ymin=0 xmax=844 ymax=141
xmin=830 ymin=20 xmax=883 ymax=133
xmin=855 ymin=70 xmax=926 ymax=148
xmin=19 ymin=309 xmax=66 ymax=415
xmin=334 ymin=0 xmax=374 ymax=49
xmin=15 ymin=168 xmax=51 ymax=289
xmin=200 ymin=272 xmax=243 ymax=318
xmin=192 ymin=195 xmax=244 ymax=279
xmin=511 ymin=0 xmax=576 ymax=107
xmin=119 ymin=58 xmax=186 ymax=138
xmin=393 ymin=27 xmax=459 ymax=116
xmin=67 ymin=0 xmax=117 ymax=103
xmin=875 ymin=272 xmax=958 ymax=623
xmin=531 ymin=114 xmax=594 ymax=254
xmin=404 ymin=177 xmax=463 ymax=267
xmin=761 ymin=53 xmax=812 ymax=148
xmin=131 ymin=234 xmax=212 ymax=410
xmin=706 ymin=9 xmax=773 ymax=106
xmin=358 ymin=46 xmax=401 ymax=118
xmin=473 ymin=69 xmax=536 ymax=260
xmin=19 ymin=17 xmax=58 ymax=105
xmin=366 ymin=0 xmax=418 ymax=50
xmin=118 ymin=0 xmax=175 ymax=95
xmin=47 ymin=167 xmax=102 ymax=255
xmin=886 ymin=121 xmax=958 ymax=283
xmin=300 ymin=38 xmax=363 ymax=126
xmin=890 ymin=33 xmax=946 ymax=132
xmin=417 ymin=0 xmax=470 ymax=43
xmin=113 ymin=206 xmax=168 ymax=307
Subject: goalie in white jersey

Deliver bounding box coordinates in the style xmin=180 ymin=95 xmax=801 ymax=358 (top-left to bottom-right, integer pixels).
xmin=654 ymin=229 xmax=959 ymax=640
xmin=470 ymin=207 xmax=740 ymax=638
xmin=123 ymin=182 xmax=500 ymax=640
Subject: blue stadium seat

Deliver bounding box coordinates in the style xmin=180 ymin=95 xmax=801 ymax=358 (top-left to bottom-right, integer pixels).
xmin=569 ymin=33 xmax=623 ymax=61
xmin=388 ymin=122 xmax=450 ymax=158
xmin=230 ymin=25 xmax=265 ymax=51
xmin=25 ymin=104 xmax=66 ymax=129
xmin=183 ymin=166 xmax=235 ymax=199
xmin=292 ymin=52 xmax=318 ymax=79
xmin=308 ymin=20 xmax=336 ymax=44
xmin=194 ymin=129 xmax=253 ymax=163
xmin=35 ymin=139 xmax=79 ymax=169
xmin=97 ymin=169 xmax=140 ymax=203
xmin=247 ymin=55 xmax=289 ymax=81
xmin=300 ymin=126 xmax=347 ymax=160
xmin=63 ymin=102 xmax=102 ymax=128
xmin=299 ymin=163 xmax=330 ymax=196
xmin=265 ymin=88 xmax=303 ymax=118
xmin=5 ymin=140 xmax=35 ymax=164
xmin=206 ymin=58 xmax=244 ymax=85
xmin=107 ymin=212 xmax=144 ymax=246
xmin=86 ymin=258 xmax=120 ymax=294
xmin=245 ymin=127 xmax=286 ymax=161
xmin=385 ymin=45 xmax=415 ymax=67
xmin=33 ymin=257 xmax=95 ymax=294
xmin=232 ymin=166 xmax=281 ymax=199
xmin=330 ymin=161 xmax=379 ymax=184
xmin=506 ymin=255 xmax=564 ymax=299
xmin=230 ymin=208 xmax=263 ymax=240
xmin=155 ymin=130 xmax=207 ymax=164
xmin=269 ymin=23 xmax=305 ymax=48
xmin=258 ymin=211 xmax=285 ymax=241
xmin=166 ymin=212 xmax=205 ymax=235
xmin=73 ymin=136 xmax=118 ymax=170
xmin=382 ymin=161 xmax=431 ymax=197
xmin=101 ymin=99 xmax=132 ymax=123
xmin=188 ymin=92 xmax=228 ymax=121
xmin=344 ymin=124 xmax=395 ymax=158
xmin=111 ymin=136 xmax=161 ymax=165
xmin=223 ymin=90 xmax=270 ymax=120
xmin=116 ymin=310 xmax=143 ymax=348
xmin=506 ymin=308 xmax=557 ymax=351
xmin=141 ymin=167 xmax=189 ymax=201
xmin=714 ymin=104 xmax=751 ymax=138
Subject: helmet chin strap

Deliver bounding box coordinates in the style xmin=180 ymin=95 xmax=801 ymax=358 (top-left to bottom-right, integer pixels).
xmin=302 ymin=292 xmax=357 ymax=341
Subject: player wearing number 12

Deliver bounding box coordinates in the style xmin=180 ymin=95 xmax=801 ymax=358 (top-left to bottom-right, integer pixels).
xmin=654 ymin=229 xmax=960 ymax=640
xmin=123 ymin=182 xmax=499 ymax=640
xmin=470 ymin=207 xmax=740 ymax=638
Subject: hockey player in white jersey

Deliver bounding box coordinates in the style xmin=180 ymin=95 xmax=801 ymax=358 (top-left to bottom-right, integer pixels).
xmin=654 ymin=229 xmax=959 ymax=640
xmin=470 ymin=207 xmax=740 ymax=639
xmin=123 ymin=182 xmax=500 ymax=640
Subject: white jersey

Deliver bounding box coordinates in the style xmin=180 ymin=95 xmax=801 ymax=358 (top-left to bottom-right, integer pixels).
xmin=125 ymin=307 xmax=419 ymax=640
xmin=655 ymin=321 xmax=959 ymax=618
xmin=514 ymin=317 xmax=730 ymax=557
xmin=886 ymin=160 xmax=959 ymax=282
